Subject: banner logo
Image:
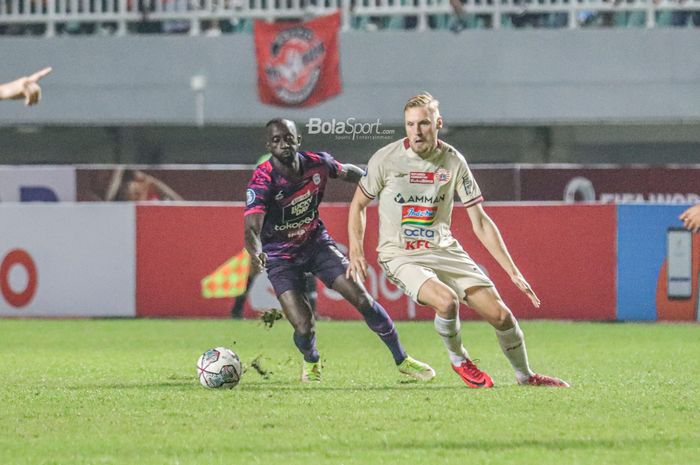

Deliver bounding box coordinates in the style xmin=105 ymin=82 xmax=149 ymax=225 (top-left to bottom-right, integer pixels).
xmin=255 ymin=13 xmax=342 ymax=107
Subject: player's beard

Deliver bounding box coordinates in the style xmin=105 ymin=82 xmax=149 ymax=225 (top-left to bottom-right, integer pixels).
xmin=411 ymin=139 xmax=433 ymax=155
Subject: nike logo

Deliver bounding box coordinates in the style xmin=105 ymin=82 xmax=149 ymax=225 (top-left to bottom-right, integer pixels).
xmin=505 ymin=343 xmax=523 ymax=352
xmin=394 ymin=173 xmax=407 ymax=177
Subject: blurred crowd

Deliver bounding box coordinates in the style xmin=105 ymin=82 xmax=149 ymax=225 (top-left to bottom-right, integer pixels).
xmin=1 ymin=0 xmax=698 ymax=36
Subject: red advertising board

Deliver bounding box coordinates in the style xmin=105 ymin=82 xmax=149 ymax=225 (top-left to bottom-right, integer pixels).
xmin=77 ymin=165 xmax=700 ymax=204
xmin=136 ymin=204 xmax=616 ymax=320
xmin=450 ymin=204 xmax=617 ymax=320
xmin=136 ymin=205 xmax=246 ymax=318
xmin=519 ymin=167 xmax=700 ymax=203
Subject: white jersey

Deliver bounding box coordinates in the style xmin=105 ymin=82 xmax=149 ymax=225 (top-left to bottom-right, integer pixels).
xmin=359 ymin=138 xmax=483 ymax=260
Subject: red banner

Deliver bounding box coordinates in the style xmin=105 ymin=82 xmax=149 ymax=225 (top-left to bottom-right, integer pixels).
xmin=136 ymin=204 xmax=616 ymax=321
xmin=254 ymin=12 xmax=342 ymax=107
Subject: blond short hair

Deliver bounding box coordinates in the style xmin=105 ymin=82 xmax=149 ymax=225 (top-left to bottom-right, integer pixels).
xmin=404 ymin=92 xmax=440 ymax=117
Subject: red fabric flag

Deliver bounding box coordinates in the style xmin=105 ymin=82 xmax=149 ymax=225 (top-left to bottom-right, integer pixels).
xmin=254 ymin=12 xmax=342 ymax=107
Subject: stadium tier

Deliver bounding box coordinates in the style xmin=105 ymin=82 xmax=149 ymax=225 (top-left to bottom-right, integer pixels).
xmin=0 ymin=0 xmax=699 ymax=35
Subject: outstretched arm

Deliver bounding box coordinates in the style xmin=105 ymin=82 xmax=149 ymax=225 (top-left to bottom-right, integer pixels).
xmin=134 ymin=171 xmax=184 ymax=201
xmin=680 ymin=204 xmax=700 ymax=232
xmin=244 ymin=213 xmax=267 ymax=274
xmin=0 ymin=67 xmax=52 ymax=106
xmin=466 ymin=203 xmax=541 ymax=308
xmin=346 ymin=186 xmax=373 ymax=282
xmin=336 ymin=163 xmax=365 ymax=184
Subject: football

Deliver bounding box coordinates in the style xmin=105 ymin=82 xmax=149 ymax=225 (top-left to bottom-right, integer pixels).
xmin=196 ymin=347 xmax=242 ymax=389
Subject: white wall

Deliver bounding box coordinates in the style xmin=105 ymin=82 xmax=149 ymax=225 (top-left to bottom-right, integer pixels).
xmin=0 ymin=204 xmax=136 ymax=317
xmin=1 ymin=30 xmax=699 ymax=125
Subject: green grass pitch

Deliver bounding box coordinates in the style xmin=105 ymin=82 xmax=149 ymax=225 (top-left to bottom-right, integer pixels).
xmin=1 ymin=319 xmax=699 ymax=465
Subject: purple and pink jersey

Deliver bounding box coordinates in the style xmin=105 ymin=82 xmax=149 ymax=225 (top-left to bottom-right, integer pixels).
xmin=244 ymin=151 xmax=342 ymax=260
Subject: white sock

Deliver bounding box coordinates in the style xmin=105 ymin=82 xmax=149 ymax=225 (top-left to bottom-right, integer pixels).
xmin=434 ymin=315 xmax=469 ymax=366
xmin=495 ymin=322 xmax=533 ymax=383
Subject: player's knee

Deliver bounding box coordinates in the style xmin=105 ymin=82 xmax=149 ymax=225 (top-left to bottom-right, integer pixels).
xmin=433 ymin=292 xmax=459 ymax=319
xmin=353 ymin=293 xmax=374 ymax=313
xmin=491 ymin=308 xmax=515 ymax=330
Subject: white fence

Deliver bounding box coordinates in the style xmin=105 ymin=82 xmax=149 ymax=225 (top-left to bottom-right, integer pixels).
xmin=0 ymin=0 xmax=698 ymax=35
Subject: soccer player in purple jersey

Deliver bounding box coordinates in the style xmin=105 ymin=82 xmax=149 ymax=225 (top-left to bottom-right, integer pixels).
xmin=244 ymin=118 xmax=435 ymax=383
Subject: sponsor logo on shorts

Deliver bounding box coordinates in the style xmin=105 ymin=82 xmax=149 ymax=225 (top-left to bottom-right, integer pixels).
xmin=401 ymin=205 xmax=436 ymax=226
xmin=410 ymin=172 xmax=434 ymax=184
xmin=246 ymin=189 xmax=255 ymax=206
xmin=402 ymin=228 xmax=435 ymax=238
xmin=405 ymin=240 xmax=431 ymax=250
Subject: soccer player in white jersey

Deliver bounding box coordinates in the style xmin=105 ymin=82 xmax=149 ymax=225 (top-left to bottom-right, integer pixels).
xmin=346 ymin=93 xmax=569 ymax=388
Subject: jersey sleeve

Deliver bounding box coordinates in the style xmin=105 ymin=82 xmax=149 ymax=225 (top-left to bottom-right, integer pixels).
xmin=358 ymin=150 xmax=385 ymax=199
xmin=454 ymin=152 xmax=484 ymax=207
xmin=244 ymin=165 xmax=271 ymax=216
xmin=314 ymin=151 xmax=342 ymax=179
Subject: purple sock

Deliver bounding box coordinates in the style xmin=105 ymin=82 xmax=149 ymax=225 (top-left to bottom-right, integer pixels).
xmin=293 ymin=331 xmax=320 ymax=363
xmin=361 ymin=301 xmax=407 ymax=365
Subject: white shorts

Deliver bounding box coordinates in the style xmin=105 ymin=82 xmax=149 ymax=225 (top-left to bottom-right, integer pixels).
xmin=378 ymin=245 xmax=493 ymax=304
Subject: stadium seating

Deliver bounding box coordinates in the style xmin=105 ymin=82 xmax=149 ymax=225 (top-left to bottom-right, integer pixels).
xmin=0 ymin=0 xmax=698 ymax=35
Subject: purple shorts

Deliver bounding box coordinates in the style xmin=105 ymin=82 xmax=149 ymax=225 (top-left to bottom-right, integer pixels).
xmin=266 ymin=240 xmax=348 ymax=297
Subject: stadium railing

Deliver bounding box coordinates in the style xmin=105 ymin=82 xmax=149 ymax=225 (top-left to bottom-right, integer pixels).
xmin=0 ymin=0 xmax=698 ymax=35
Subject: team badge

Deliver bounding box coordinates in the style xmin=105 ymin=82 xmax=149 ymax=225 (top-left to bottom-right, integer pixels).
xmin=435 ymin=168 xmax=451 ymax=184
xmin=246 ymin=189 xmax=255 ymax=206
xmin=313 ymin=173 xmax=321 ymax=185
xmin=264 ymin=27 xmax=326 ymax=105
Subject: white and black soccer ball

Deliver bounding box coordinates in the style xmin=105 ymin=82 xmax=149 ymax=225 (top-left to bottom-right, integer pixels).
xmin=196 ymin=347 xmax=242 ymax=389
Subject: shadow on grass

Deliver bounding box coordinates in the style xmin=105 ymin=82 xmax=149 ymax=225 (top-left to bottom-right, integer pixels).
xmin=64 ymin=379 xmax=501 ymax=392
xmin=231 ymin=437 xmax=690 ymax=454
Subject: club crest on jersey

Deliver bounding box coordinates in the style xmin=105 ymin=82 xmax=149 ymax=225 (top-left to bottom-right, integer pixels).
xmin=312 ymin=173 xmax=321 ymax=185
xmin=401 ymin=205 xmax=436 ymax=226
xmin=246 ymin=189 xmax=255 ymax=206
xmin=410 ymin=172 xmax=435 ymax=184
xmin=435 ymin=168 xmax=451 ymax=184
